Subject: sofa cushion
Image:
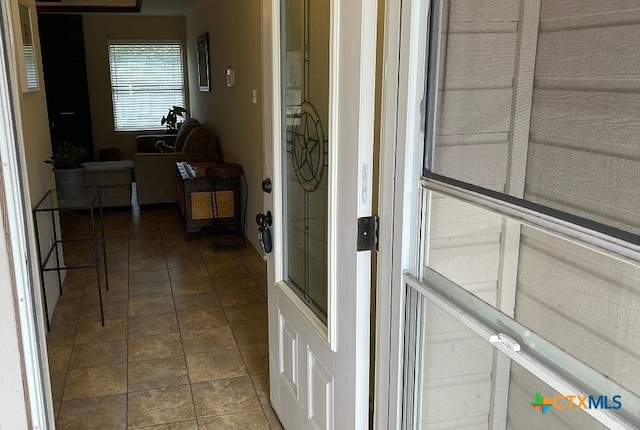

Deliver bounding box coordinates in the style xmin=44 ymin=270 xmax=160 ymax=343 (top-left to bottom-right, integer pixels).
xmin=83 ymin=160 xmax=135 ymax=181
xmin=174 ymin=118 xmax=200 ymax=152
xmin=181 ymin=126 xmax=211 ymax=153
xmin=84 ymin=168 xmax=132 ymax=187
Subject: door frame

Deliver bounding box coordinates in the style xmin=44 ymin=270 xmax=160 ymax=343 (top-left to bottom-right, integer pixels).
xmin=0 ymin=0 xmax=53 ymax=428
xmin=374 ymin=0 xmax=432 ymax=428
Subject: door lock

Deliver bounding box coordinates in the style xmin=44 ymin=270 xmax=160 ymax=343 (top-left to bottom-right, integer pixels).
xmin=256 ymin=211 xmax=273 ymax=254
xmin=261 ymin=178 xmax=272 ymax=193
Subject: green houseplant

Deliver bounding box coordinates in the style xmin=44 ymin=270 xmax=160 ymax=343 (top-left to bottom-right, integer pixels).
xmin=161 ymin=106 xmax=188 ymax=133
xmin=44 ymin=143 xmax=87 ymax=195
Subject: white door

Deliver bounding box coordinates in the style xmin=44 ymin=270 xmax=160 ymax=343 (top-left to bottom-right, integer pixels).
xmin=261 ymin=0 xmax=377 ymax=428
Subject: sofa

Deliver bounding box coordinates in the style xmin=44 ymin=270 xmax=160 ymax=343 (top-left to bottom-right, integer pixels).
xmin=83 ymin=160 xmax=134 ymax=207
xmin=134 ymin=119 xmax=221 ymax=205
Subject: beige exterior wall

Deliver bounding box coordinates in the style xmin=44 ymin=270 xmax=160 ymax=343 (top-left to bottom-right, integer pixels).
xmin=82 ymin=14 xmax=187 ymax=160
xmin=186 ymin=0 xmax=263 ymax=252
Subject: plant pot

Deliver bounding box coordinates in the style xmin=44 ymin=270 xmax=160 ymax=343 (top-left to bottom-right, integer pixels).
xmin=54 ymin=167 xmax=85 ymax=195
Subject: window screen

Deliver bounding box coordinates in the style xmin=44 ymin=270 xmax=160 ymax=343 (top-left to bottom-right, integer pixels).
xmin=416 ymin=3 xmax=640 ymax=428
xmin=424 ymin=0 xmax=640 ymax=241
xmin=108 ymin=42 xmax=185 ymax=131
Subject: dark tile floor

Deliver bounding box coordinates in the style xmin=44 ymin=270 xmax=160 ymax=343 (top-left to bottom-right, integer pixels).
xmin=46 ymin=200 xmax=282 ymax=429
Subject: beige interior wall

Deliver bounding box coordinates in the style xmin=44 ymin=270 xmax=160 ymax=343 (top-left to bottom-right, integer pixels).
xmin=186 ymin=0 xmax=263 ymax=252
xmin=82 ymin=14 xmax=187 ymax=160
xmin=1 ymin=0 xmax=57 ymax=425
xmin=11 ymin=0 xmax=63 ymax=318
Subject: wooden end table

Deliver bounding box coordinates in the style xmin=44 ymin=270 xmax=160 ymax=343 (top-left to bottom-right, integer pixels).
xmin=176 ymin=161 xmax=244 ymax=240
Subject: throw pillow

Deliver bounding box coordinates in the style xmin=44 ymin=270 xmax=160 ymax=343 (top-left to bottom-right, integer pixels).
xmin=182 ymin=127 xmax=211 ymax=153
xmin=174 ymin=118 xmax=200 ymax=152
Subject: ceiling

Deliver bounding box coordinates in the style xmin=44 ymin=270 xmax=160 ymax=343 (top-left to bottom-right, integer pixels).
xmin=35 ymin=0 xmax=199 ymax=15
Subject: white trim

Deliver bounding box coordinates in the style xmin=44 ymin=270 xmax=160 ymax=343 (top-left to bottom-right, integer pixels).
xmin=405 ymin=274 xmax=635 ymax=430
xmin=355 ymin=2 xmax=378 ymax=426
xmin=261 ymin=0 xmax=282 ymax=422
xmin=375 ymin=0 xmax=430 ymax=427
xmin=326 ymin=0 xmax=340 ymax=351
xmin=505 ymin=0 xmax=540 ymax=197
xmin=268 ymin=0 xmax=284 ymax=284
xmin=373 ymin=0 xmax=401 ymax=421
xmin=490 ymin=219 xmax=520 ymax=428
xmin=1 ymin=0 xmax=52 ymax=427
xmin=276 ymin=281 xmax=329 ymax=344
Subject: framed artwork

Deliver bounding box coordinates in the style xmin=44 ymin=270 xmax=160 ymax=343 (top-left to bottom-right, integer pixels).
xmin=197 ymin=33 xmax=210 ymax=92
xmin=17 ymin=1 xmax=38 ymax=92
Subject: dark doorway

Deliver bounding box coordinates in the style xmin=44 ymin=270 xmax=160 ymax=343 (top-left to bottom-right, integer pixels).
xmin=38 ymin=14 xmax=94 ymax=160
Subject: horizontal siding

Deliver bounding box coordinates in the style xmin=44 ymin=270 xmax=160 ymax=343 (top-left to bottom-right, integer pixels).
xmin=447 ymin=21 xmax=518 ymax=34
xmin=433 ymin=143 xmax=509 ymax=193
xmin=540 ymin=11 xmax=640 ymax=33
xmin=540 ymin=0 xmax=640 ymax=22
xmin=424 ymin=331 xmax=494 ymax=379
xmin=535 ymin=26 xmax=640 ymax=86
xmin=430 ymin=192 xmax=504 ymax=240
xmin=422 ymin=373 xmax=492 ymax=425
xmin=507 ymin=363 xmax=609 ymax=430
xmin=436 ymin=132 xmax=510 ymax=146
xmin=438 ymin=33 xmax=517 ymax=90
xmin=525 ymin=143 xmax=640 ymax=235
xmin=420 ymin=296 xmax=493 ymax=429
xmin=529 ymin=90 xmax=640 ymax=159
xmin=437 ymin=89 xmax=513 ymax=135
xmin=444 ymin=0 xmax=521 ymax=23
xmin=434 ymin=0 xmax=518 ymax=195
xmin=430 ymin=243 xmax=501 ymax=286
xmin=516 ymin=226 xmax=640 ymax=393
xmin=528 ymin=1 xmax=640 ymax=236
xmin=423 ymin=415 xmax=488 ymax=430
xmin=428 ymin=194 xmax=503 ymax=302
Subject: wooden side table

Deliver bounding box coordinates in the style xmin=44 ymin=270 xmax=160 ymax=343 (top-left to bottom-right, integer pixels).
xmin=176 ymin=162 xmax=244 ymax=241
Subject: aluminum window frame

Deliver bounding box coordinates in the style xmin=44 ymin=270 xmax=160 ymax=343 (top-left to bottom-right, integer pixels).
xmin=402 ymin=0 xmax=640 ymax=427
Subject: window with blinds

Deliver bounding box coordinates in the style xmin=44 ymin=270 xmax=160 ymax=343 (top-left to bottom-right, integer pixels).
xmin=108 ymin=41 xmax=185 ymax=131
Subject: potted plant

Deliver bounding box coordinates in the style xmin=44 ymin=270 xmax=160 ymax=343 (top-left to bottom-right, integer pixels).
xmin=161 ymin=106 xmax=188 ymax=133
xmin=44 ymin=142 xmax=87 ymax=195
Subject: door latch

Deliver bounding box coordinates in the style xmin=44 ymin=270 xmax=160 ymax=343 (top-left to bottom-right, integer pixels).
xmin=256 ymin=211 xmax=273 ymax=254
xmin=357 ymin=215 xmax=379 ymax=251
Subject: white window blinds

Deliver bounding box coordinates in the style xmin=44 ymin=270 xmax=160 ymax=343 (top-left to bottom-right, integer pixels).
xmin=108 ymin=42 xmax=185 ymax=131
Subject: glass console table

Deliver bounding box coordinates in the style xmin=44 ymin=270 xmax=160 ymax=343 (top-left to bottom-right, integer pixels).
xmin=32 ymin=187 xmax=109 ymax=330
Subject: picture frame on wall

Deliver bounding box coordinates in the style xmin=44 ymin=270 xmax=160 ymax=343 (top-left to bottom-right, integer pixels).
xmin=17 ymin=1 xmax=39 ymax=92
xmin=197 ymin=32 xmax=210 ymax=92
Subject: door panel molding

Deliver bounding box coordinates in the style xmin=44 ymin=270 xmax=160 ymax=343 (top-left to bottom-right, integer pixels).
xmin=277 ymin=281 xmax=328 ymax=343
xmin=279 ymin=311 xmax=300 ymax=399
xmin=308 ymin=348 xmax=334 ymax=430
